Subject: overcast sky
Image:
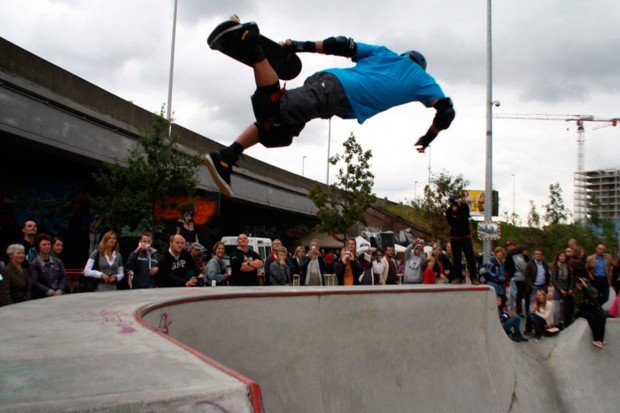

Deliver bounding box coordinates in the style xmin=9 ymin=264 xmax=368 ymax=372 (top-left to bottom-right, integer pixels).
xmin=2 ymin=0 xmax=619 ymax=223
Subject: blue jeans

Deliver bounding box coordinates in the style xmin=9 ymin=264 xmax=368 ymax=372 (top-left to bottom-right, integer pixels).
xmin=502 ymin=316 xmax=524 ymax=339
xmin=486 ymin=281 xmax=505 ymax=298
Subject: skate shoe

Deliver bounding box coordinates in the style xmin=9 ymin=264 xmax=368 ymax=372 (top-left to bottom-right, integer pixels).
xmin=208 ymin=18 xmax=260 ymax=51
xmin=204 ymin=152 xmax=234 ymax=198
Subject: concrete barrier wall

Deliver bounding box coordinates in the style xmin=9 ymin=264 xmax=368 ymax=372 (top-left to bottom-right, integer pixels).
xmin=141 ymin=286 xmax=516 ymax=412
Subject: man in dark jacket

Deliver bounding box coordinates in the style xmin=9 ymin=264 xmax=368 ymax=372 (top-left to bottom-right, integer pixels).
xmin=156 ymin=235 xmax=199 ymax=287
xmin=504 ymin=241 xmax=517 ymax=280
xmin=445 ymin=195 xmax=478 ymax=283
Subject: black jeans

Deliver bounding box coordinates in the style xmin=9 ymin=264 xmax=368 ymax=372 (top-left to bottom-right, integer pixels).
xmin=526 ymin=313 xmax=547 ymax=337
xmin=514 ymin=280 xmax=529 ymax=316
xmin=451 ymin=237 xmax=477 ymax=281
xmin=579 ymin=306 xmax=606 ymax=342
xmin=560 ymin=295 xmax=574 ymax=327
xmin=591 ymin=277 xmax=610 ymax=306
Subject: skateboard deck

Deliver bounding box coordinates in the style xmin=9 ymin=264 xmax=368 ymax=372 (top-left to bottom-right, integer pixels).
xmin=207 ymin=18 xmax=302 ymax=81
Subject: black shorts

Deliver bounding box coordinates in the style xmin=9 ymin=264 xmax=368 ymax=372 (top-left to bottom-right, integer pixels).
xmin=280 ymin=72 xmax=352 ymax=134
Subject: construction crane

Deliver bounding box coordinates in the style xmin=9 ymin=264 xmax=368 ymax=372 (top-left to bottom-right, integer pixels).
xmin=494 ymin=113 xmax=619 ymax=220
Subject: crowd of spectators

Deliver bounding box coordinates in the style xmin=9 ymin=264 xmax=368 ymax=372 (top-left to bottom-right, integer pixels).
xmin=2 ymin=220 xmax=619 ymax=349
xmin=493 ymin=239 xmax=618 ymax=349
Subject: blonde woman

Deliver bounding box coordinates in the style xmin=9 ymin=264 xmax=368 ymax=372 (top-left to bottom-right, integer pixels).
xmin=83 ymin=231 xmax=124 ymax=292
xmin=290 ymin=246 xmax=305 ymax=276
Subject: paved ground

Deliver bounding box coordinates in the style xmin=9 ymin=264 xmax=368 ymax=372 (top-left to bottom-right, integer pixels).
xmin=0 ymin=285 xmax=617 ymax=412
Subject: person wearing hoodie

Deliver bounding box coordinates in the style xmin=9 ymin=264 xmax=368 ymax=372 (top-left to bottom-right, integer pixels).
xmin=125 ymin=231 xmax=159 ymax=289
xmin=511 ymin=246 xmax=529 ymax=317
xmin=404 ymin=243 xmax=426 ymax=284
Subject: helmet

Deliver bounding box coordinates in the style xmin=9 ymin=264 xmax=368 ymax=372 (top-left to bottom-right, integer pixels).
xmin=401 ymin=50 xmax=427 ymax=71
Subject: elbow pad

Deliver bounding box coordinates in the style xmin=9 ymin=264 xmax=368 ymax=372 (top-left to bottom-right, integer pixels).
xmin=433 ymin=97 xmax=455 ymax=130
xmin=323 ymin=36 xmax=357 ymax=57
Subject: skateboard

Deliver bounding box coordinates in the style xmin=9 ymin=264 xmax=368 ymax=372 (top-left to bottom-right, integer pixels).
xmin=207 ymin=16 xmax=302 ymax=81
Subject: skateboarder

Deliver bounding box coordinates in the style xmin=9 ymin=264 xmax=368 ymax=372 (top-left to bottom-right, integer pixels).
xmin=205 ymin=21 xmax=455 ymax=197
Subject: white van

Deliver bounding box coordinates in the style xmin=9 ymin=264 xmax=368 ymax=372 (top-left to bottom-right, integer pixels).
xmin=220 ymin=236 xmax=273 ymax=269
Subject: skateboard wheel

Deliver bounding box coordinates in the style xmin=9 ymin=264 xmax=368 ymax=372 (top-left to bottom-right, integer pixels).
xmin=230 ymin=14 xmax=240 ymax=23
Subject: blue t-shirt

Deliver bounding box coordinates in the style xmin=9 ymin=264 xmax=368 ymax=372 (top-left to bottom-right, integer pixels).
xmin=594 ymin=256 xmax=606 ymax=278
xmin=323 ymin=42 xmax=445 ymax=124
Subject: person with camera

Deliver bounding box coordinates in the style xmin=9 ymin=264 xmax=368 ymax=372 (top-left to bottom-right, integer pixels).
xmin=573 ymin=275 xmax=607 ymax=348
xmin=125 ymin=231 xmax=159 ymax=289
xmin=445 ymin=195 xmax=478 ymax=284
xmin=334 ymin=247 xmax=362 ymax=286
xmin=299 ymin=239 xmax=327 ymax=286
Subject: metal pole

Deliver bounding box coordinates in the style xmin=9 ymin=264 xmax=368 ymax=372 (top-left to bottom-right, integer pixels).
xmin=415 ymin=180 xmax=418 ymax=198
xmin=326 ymin=118 xmax=331 ymax=185
xmin=427 ymin=148 xmax=431 ymax=184
xmin=483 ymin=0 xmax=493 ymax=264
xmin=166 ymin=0 xmax=179 ymax=128
xmin=302 ymin=156 xmax=307 ymax=177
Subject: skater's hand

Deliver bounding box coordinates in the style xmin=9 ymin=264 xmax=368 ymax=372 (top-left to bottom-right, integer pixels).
xmin=414 ymin=137 xmax=427 ymax=153
xmin=282 ymin=39 xmax=295 ymax=53
xmin=415 ymin=128 xmax=438 ymax=153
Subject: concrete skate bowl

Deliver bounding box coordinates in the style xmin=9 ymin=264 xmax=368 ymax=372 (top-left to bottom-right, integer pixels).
xmin=138 ymin=285 xmax=613 ymax=413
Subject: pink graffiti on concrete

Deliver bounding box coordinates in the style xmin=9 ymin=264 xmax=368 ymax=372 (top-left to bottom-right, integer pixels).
xmin=158 ymin=312 xmax=172 ymax=335
xmin=83 ymin=309 xmax=137 ymax=334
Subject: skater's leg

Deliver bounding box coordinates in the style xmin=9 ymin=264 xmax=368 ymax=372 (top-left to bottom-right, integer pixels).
xmin=253 ymin=59 xmax=278 ymax=88
xmin=205 ymin=34 xmax=279 ymax=197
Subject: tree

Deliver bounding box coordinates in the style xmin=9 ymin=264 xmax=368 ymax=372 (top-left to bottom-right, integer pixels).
xmin=501 ymin=208 xmax=520 ymax=226
xmin=587 ymin=195 xmax=618 ymax=249
xmin=543 ymin=182 xmax=570 ymax=225
xmin=411 ymin=170 xmax=469 ymax=239
xmin=308 ymin=132 xmax=375 ymax=238
xmin=91 ymin=110 xmax=202 ymax=237
xmin=586 ymin=195 xmax=602 ymax=226
xmin=527 ymin=200 xmax=541 ymax=228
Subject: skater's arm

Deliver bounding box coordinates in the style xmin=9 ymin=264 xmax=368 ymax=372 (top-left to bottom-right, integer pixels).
xmin=284 ymin=36 xmax=357 ymax=57
xmin=414 ymin=98 xmax=455 ymax=153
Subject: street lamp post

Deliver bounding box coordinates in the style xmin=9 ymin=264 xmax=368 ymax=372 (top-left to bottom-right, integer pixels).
xmin=483 ymin=0 xmax=494 ymax=264
xmin=166 ymin=0 xmax=179 ymax=130
xmin=326 ymin=118 xmax=331 ymax=185
xmin=302 ymin=156 xmax=307 ymax=177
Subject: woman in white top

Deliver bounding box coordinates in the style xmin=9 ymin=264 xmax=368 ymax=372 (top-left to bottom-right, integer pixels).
xmin=526 ymin=290 xmax=554 ymax=339
xmin=83 ymin=231 xmax=124 ymax=292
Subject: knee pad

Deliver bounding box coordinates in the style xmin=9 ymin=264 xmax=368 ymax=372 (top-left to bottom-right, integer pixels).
xmin=251 ymin=82 xmax=282 ymax=127
xmin=255 ymin=122 xmax=296 ymax=148
xmin=433 ymin=97 xmax=455 ymax=130
xmin=251 ymin=83 xmax=294 ymax=148
xmin=322 ymin=36 xmax=357 ymax=57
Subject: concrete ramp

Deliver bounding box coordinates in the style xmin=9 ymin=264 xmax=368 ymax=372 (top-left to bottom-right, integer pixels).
xmin=140 ymin=286 xmax=518 ymax=412
xmin=1 ymin=286 xmax=618 ymax=412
